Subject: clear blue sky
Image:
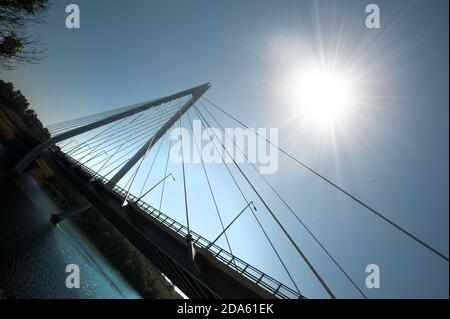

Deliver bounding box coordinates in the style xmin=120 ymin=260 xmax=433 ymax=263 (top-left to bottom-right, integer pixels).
xmin=2 ymin=0 xmax=448 ymax=298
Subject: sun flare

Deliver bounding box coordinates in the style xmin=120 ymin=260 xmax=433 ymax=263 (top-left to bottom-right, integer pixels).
xmin=287 ymin=67 xmax=354 ymax=128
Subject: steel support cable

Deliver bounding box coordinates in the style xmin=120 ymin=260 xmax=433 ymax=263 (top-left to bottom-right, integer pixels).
xmin=185 ymin=111 xmax=235 ymax=257
xmin=123 ymin=99 xmax=179 ymax=204
xmin=82 ymin=133 xmax=150 ymax=169
xmin=64 ymin=112 xmax=148 ymax=150
xmin=75 ymin=111 xmax=149 ymax=164
xmin=158 ymin=135 xmax=173 ymax=213
xmin=137 ymin=135 xmax=168 ymax=199
xmin=178 ymin=100 xmax=191 ymax=234
xmin=65 ymin=103 xmax=178 ymax=156
xmin=58 ymin=139 xmax=75 ymax=149
xmin=88 ymin=148 xmax=131 ymax=171
xmin=191 ymin=107 xmax=302 ymax=295
xmin=48 ymin=110 xmax=131 ymax=133
xmin=85 ymin=103 xmax=179 ymax=140
xmin=91 ymin=121 xmax=145 ymax=179
xmin=75 ymin=105 xmax=176 ymax=162
xmin=138 ymin=103 xmax=172 ymax=198
xmin=69 ymin=106 xmax=177 ymax=158
xmin=103 ymin=157 xmax=131 ymax=179
xmin=122 ymin=167 xmax=134 ymax=190
xmin=47 ymin=101 xmax=147 ymax=130
xmin=97 ymin=141 xmax=149 ymax=175
xmin=201 ymin=97 xmax=449 ymax=263
xmin=48 ymin=114 xmax=109 ymax=131
xmin=194 ymin=105 xmax=334 ymax=298
xmin=119 ymin=108 xmax=173 ymax=196
xmin=84 ymin=126 xmax=167 ymax=172
xmin=199 ymin=101 xmax=367 ymax=298
xmin=89 ymin=108 xmax=179 ymax=163
xmin=74 ymin=110 xmax=177 ymax=176
xmin=59 ymin=139 xmax=78 ymax=150
xmin=62 ymin=104 xmax=179 ymax=161
xmin=48 ymin=116 xmax=99 ymax=130
xmin=87 ymin=107 xmax=163 ymax=177
xmin=76 ymin=121 xmax=150 ymax=165
xmin=103 ymin=158 xmax=130 ymax=178
xmin=64 ymin=113 xmax=137 ymax=155
xmin=78 ymin=113 xmax=168 ymax=165
xmin=49 ymin=117 xmax=107 ymax=134
xmin=47 ymin=107 xmax=120 ymax=129
xmin=50 ymin=107 xmax=158 ymax=134
xmin=64 ymin=109 xmax=150 ymax=156
xmin=96 ymin=108 xmax=179 ymax=147
xmin=79 ymin=149 xmax=114 ymax=169
xmin=71 ymin=118 xmax=164 ymax=160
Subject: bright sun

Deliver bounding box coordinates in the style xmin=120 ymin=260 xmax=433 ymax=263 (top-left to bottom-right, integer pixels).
xmin=291 ymin=67 xmax=354 ymax=127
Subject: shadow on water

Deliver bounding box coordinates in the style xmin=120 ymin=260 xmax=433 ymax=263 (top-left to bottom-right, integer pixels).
xmin=0 ymin=143 xmax=140 ymax=299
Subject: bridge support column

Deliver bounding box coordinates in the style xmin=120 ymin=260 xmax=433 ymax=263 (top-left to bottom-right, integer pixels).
xmin=51 ymin=202 xmax=92 ymax=225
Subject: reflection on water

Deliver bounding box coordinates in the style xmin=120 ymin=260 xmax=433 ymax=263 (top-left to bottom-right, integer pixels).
xmin=0 ymin=143 xmax=141 ymax=299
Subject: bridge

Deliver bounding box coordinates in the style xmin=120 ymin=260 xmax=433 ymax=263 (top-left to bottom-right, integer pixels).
xmin=12 ymin=83 xmax=449 ymax=299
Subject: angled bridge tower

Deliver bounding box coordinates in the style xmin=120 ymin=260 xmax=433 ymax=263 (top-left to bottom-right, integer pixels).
xmin=13 ymin=83 xmax=210 ymax=177
xmin=10 ymin=82 xmax=305 ymax=299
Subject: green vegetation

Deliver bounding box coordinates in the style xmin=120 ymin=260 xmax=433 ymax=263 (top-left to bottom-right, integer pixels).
xmin=0 ymin=80 xmax=49 ymax=140
xmin=0 ymin=0 xmax=49 ymax=70
xmin=0 ymin=80 xmax=49 ymax=166
xmin=0 ymin=81 xmax=181 ymax=299
xmin=75 ymin=210 xmax=181 ymax=299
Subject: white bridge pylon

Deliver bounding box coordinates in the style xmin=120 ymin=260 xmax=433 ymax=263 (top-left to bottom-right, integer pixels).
xmin=13 ymin=83 xmax=210 ymax=178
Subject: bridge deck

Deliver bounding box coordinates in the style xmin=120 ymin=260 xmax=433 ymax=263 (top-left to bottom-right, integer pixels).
xmin=50 ymin=149 xmax=304 ymax=299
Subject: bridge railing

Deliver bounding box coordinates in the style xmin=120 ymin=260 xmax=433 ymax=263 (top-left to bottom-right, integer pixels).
xmin=64 ymin=155 xmax=304 ymax=299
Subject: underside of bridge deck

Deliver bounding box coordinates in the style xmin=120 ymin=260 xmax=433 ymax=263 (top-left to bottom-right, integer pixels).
xmin=50 ymin=150 xmax=279 ymax=299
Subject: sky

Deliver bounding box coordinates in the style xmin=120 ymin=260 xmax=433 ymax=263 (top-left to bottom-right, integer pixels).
xmin=2 ymin=0 xmax=448 ymax=298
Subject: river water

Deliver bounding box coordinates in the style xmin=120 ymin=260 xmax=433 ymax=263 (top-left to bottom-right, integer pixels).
xmin=0 ymin=143 xmax=141 ymax=298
